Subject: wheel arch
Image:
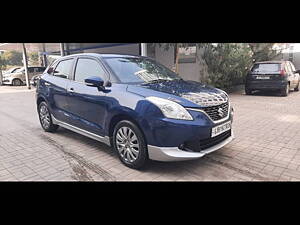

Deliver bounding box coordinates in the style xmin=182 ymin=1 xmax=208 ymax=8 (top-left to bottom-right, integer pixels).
xmin=37 ymin=95 xmax=47 ymax=107
xmin=108 ymin=113 xmax=147 ymax=147
xmin=12 ymin=78 xmax=23 ymax=85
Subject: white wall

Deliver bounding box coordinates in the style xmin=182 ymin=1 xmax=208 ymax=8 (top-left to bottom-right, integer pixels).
xmin=154 ymin=45 xmax=208 ymax=82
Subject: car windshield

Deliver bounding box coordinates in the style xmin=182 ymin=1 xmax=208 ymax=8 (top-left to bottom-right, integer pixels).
xmin=251 ymin=63 xmax=280 ymax=73
xmin=5 ymin=67 xmax=19 ymax=74
xmin=15 ymin=67 xmax=25 ymax=73
xmin=103 ymin=57 xmax=181 ymax=83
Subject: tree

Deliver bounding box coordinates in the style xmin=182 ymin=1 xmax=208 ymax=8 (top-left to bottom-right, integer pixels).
xmin=248 ymin=43 xmax=285 ymax=62
xmin=153 ymin=43 xmax=286 ymax=90
xmin=0 ymin=54 xmax=7 ymax=85
xmin=2 ymin=50 xmax=23 ymax=66
xmin=28 ymin=52 xmax=39 ymax=65
xmin=202 ymin=43 xmax=252 ymax=89
xmin=0 ymin=54 xmax=6 ymax=70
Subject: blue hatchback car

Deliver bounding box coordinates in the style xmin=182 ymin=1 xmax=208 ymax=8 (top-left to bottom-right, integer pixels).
xmin=36 ymin=53 xmax=234 ymax=169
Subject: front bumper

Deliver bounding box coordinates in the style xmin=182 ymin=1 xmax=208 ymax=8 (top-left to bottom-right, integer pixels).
xmin=147 ymin=131 xmax=234 ymax=161
xmin=2 ymin=79 xmax=12 ymax=85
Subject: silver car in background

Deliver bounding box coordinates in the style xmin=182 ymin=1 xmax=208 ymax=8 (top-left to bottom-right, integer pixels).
xmin=2 ymin=66 xmax=46 ymax=86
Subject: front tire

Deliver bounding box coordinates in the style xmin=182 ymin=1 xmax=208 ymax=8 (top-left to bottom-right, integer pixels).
xmin=12 ymin=78 xmax=23 ymax=86
xmin=294 ymin=81 xmax=299 ymax=92
xmin=38 ymin=101 xmax=59 ymax=132
xmin=245 ymin=87 xmax=252 ymax=95
xmin=113 ymin=120 xmax=148 ymax=169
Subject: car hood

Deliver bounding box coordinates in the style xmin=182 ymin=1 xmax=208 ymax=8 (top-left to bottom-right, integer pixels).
xmin=127 ymin=79 xmax=228 ymax=108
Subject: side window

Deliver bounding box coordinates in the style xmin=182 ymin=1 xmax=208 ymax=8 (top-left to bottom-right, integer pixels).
xmin=74 ymin=58 xmax=106 ymax=83
xmin=53 ymin=59 xmax=74 ymax=79
xmin=47 ymin=62 xmax=57 ymax=74
xmin=285 ymin=63 xmax=291 ymax=73
xmin=40 ymin=67 xmax=46 ymax=72
xmin=28 ymin=68 xmax=34 ymax=73
xmin=290 ymin=62 xmax=296 ymax=72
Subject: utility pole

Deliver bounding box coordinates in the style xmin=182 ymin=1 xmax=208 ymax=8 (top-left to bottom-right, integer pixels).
xmin=0 ymin=69 xmax=2 ymax=86
xmin=42 ymin=43 xmax=47 ymax=67
xmin=22 ymin=43 xmax=31 ymax=90
xmin=175 ymin=44 xmax=180 ymax=74
xmin=141 ymin=43 xmax=147 ymax=56
xmin=0 ymin=56 xmax=3 ymax=86
xmin=60 ymin=43 xmax=65 ymax=56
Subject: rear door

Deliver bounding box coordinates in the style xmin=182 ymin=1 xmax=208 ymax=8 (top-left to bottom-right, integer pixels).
xmin=66 ymin=57 xmax=110 ymax=136
xmin=42 ymin=58 xmax=75 ymax=123
xmin=27 ymin=67 xmax=35 ymax=81
xmin=31 ymin=67 xmax=40 ymax=79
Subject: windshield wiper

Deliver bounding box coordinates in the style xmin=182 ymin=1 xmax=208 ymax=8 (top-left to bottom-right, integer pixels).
xmin=143 ymin=79 xmax=170 ymax=84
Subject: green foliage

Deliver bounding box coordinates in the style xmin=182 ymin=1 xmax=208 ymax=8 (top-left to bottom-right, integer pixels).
xmin=2 ymin=50 xmax=23 ymax=66
xmin=157 ymin=43 xmax=283 ymax=90
xmin=0 ymin=54 xmax=7 ymax=70
xmin=28 ymin=52 xmax=39 ymax=65
xmin=202 ymin=43 xmax=253 ymax=90
xmin=248 ymin=43 xmax=283 ymax=62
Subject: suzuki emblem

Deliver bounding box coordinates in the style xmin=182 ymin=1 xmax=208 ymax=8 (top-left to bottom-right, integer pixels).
xmin=218 ymin=108 xmax=224 ymax=117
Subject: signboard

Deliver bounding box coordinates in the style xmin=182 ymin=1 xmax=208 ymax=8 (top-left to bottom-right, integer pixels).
xmin=178 ymin=45 xmax=197 ymax=63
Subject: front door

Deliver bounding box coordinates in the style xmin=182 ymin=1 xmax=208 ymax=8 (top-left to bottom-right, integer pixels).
xmin=66 ymin=57 xmax=110 ymax=137
xmin=285 ymin=62 xmax=293 ymax=88
xmin=289 ymin=62 xmax=299 ymax=87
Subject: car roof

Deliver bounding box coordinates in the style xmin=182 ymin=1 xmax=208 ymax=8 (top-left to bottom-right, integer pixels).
xmin=60 ymin=53 xmax=143 ymax=59
xmin=254 ymin=61 xmax=288 ymax=64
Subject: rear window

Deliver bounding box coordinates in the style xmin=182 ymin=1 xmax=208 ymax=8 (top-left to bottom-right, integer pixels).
xmin=251 ymin=63 xmax=281 ymax=73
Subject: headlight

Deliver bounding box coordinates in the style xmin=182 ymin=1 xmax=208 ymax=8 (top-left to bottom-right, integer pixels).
xmin=146 ymin=96 xmax=193 ymax=120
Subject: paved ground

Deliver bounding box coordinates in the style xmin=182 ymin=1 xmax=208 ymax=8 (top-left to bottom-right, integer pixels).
xmin=1 ymin=85 xmax=300 ymax=181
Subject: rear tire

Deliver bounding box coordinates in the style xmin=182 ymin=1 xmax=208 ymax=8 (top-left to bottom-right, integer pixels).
xmin=38 ymin=101 xmax=59 ymax=132
xmin=245 ymin=88 xmax=252 ymax=95
xmin=294 ymin=81 xmax=299 ymax=92
xmin=281 ymin=83 xmax=289 ymax=97
xmin=112 ymin=120 xmax=148 ymax=169
xmin=12 ymin=79 xmax=23 ymax=86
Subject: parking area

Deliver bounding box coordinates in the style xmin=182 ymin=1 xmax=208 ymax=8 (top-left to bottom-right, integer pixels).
xmin=1 ymin=86 xmax=300 ymax=181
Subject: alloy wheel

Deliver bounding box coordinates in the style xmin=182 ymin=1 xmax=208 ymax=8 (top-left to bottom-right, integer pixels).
xmin=39 ymin=105 xmax=51 ymax=129
xmin=13 ymin=79 xmax=22 ymax=86
xmin=116 ymin=126 xmax=140 ymax=163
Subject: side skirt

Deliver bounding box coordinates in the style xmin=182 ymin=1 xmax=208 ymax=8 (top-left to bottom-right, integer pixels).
xmin=51 ymin=115 xmax=111 ymax=147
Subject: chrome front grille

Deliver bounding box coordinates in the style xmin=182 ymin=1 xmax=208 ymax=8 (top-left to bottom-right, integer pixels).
xmin=202 ymin=102 xmax=229 ymax=121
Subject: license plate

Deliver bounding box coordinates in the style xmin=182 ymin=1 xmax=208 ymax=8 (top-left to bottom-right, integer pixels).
xmin=211 ymin=121 xmax=231 ymax=138
xmin=256 ymin=76 xmax=270 ymax=79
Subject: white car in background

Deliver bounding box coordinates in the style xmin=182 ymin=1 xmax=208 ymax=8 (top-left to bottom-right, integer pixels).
xmin=3 ymin=67 xmax=21 ymax=75
xmin=2 ymin=66 xmax=46 ymax=86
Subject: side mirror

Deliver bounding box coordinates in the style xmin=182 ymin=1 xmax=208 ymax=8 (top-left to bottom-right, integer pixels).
xmin=47 ymin=67 xmax=54 ymax=74
xmin=84 ymin=76 xmax=105 ymax=90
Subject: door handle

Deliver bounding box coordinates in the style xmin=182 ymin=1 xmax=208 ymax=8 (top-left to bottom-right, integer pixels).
xmin=44 ymin=82 xmax=50 ymax=86
xmin=68 ymin=87 xmax=74 ymax=93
